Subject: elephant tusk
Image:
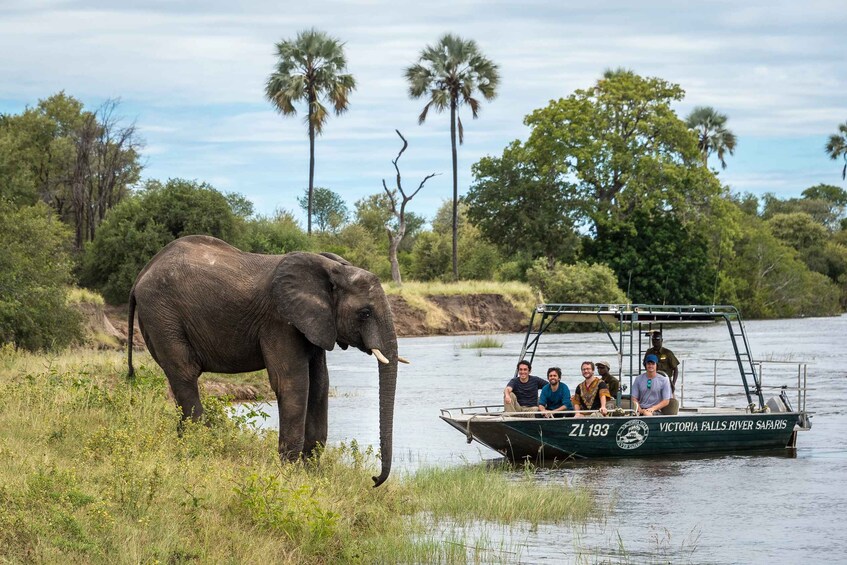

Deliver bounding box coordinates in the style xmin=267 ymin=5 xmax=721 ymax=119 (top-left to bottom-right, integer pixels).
xmin=398 ymin=356 xmax=411 ymax=364
xmin=372 ymin=348 xmax=390 ymax=364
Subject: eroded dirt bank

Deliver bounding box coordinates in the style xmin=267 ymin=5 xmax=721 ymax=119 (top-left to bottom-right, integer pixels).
xmin=105 ymin=294 xmax=527 ymax=346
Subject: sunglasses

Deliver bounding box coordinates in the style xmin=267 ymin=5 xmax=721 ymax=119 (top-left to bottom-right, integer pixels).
xmin=647 ymin=379 xmax=652 ymax=389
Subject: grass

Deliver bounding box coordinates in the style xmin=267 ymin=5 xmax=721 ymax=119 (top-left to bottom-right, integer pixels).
xmin=383 ymin=280 xmax=538 ymax=329
xmin=66 ymin=286 xmax=105 ymax=305
xmin=0 ymin=346 xmax=597 ymax=563
xmin=461 ymin=336 xmax=504 ymax=349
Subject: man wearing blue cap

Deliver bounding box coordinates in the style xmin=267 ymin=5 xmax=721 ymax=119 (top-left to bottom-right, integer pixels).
xmin=645 ymin=331 xmax=679 ymax=392
xmin=632 ymin=354 xmax=672 ymax=416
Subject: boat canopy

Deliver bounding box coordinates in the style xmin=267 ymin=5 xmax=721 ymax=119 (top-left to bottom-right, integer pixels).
xmin=521 ymin=304 xmax=765 ymax=411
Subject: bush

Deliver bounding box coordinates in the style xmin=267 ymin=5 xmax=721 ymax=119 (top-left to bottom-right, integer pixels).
xmin=526 ymin=259 xmax=627 ymax=304
xmin=80 ymin=179 xmax=241 ymax=304
xmin=0 ymin=200 xmax=83 ymax=350
xmin=409 ymin=232 xmax=451 ymax=281
xmin=238 ymin=212 xmax=310 ymax=255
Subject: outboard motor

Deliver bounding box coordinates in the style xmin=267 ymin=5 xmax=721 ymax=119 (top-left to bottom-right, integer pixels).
xmin=766 ymin=389 xmax=812 ymax=431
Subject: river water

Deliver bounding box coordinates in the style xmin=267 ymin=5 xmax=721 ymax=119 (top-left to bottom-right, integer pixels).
xmin=241 ymin=314 xmax=847 ymax=563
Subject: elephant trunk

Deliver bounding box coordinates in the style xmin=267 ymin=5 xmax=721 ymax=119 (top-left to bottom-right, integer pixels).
xmin=372 ymin=326 xmax=398 ymax=488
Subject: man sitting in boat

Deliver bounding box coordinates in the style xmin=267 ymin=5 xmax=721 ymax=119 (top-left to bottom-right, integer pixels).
xmin=645 ymin=330 xmax=680 ymax=393
xmin=537 ymin=367 xmax=573 ymax=418
xmin=503 ymin=360 xmax=546 ymax=413
xmin=632 ymin=354 xmax=672 ymax=416
xmin=571 ymin=361 xmax=611 ymax=417
xmin=595 ymin=360 xmax=620 ymax=402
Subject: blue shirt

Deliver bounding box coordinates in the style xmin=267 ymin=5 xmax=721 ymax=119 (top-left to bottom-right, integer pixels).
xmin=539 ymin=383 xmax=573 ymax=411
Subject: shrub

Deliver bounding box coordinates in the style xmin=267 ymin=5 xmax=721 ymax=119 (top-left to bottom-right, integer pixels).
xmin=0 ymin=200 xmax=83 ymax=351
xmin=526 ymin=259 xmax=627 ymax=304
xmin=79 ymin=179 xmax=241 ymax=304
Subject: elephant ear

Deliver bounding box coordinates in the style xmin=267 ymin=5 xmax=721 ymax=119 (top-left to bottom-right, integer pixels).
xmin=319 ymin=252 xmax=351 ymax=266
xmin=273 ymin=252 xmax=341 ymax=351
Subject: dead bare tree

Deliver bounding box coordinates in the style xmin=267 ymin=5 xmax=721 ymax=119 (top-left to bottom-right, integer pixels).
xmin=69 ymin=99 xmax=142 ymax=249
xmin=382 ymin=130 xmax=438 ymax=285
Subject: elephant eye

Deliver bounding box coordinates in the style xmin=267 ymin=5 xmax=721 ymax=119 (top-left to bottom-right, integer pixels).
xmin=357 ymin=307 xmax=372 ymax=321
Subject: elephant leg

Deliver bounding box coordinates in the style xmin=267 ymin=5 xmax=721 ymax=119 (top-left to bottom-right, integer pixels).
xmin=153 ymin=340 xmax=204 ymax=422
xmin=304 ymin=351 xmax=329 ymax=458
xmin=264 ymin=342 xmax=310 ymax=460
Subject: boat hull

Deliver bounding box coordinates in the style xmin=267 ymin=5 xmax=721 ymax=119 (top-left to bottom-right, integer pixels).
xmin=441 ymin=411 xmax=802 ymax=461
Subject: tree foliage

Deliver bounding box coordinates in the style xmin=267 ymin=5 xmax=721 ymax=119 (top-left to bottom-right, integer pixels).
xmin=409 ymin=202 xmax=500 ymax=281
xmin=239 ymin=210 xmax=311 ymax=255
xmin=80 ymin=179 xmax=241 ymax=303
xmin=406 ymin=33 xmax=500 ymax=280
xmin=762 ymin=187 xmax=846 ymax=229
xmin=0 ymin=93 xmax=142 ymax=249
xmin=685 ymin=106 xmax=737 ymax=169
xmin=266 ymin=29 xmax=355 ymax=235
xmin=825 ymin=121 xmax=847 ymax=180
xmin=526 ymin=259 xmax=626 ymax=304
xmin=466 ymin=140 xmax=580 ymax=267
xmin=720 ymin=218 xmax=841 ymax=318
xmin=354 ymin=192 xmax=425 ymax=250
xmin=297 ymin=186 xmax=348 ymax=233
xmin=0 ymin=200 xmax=82 ymax=350
xmin=524 ymin=69 xmax=720 ymax=230
xmin=585 ymin=210 xmax=716 ymax=304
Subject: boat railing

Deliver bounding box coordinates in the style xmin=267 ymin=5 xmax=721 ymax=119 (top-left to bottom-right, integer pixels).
xmin=439 ymin=406 xmax=633 ymax=419
xmin=684 ymin=358 xmax=812 ymax=412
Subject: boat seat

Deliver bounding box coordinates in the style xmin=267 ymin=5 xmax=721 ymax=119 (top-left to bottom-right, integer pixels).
xmin=661 ymin=398 xmax=679 ymax=415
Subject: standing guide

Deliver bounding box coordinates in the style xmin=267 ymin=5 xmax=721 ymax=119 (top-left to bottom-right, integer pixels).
xmin=645 ymin=330 xmax=680 ymax=393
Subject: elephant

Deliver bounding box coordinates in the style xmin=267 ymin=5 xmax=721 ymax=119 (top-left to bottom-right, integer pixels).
xmin=127 ymin=235 xmax=403 ymax=486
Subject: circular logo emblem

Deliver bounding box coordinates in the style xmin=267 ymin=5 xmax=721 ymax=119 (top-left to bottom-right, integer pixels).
xmin=616 ymin=419 xmax=649 ymax=450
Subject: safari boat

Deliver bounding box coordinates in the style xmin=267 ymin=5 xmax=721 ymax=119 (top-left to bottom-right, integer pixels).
xmin=440 ymin=304 xmax=812 ymax=461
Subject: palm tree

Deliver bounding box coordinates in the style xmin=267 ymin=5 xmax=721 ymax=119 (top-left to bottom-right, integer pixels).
xmin=265 ymin=29 xmax=355 ymax=235
xmin=825 ymin=121 xmax=847 ymax=180
xmin=405 ymin=34 xmax=499 ymax=280
xmin=685 ymin=106 xmax=737 ymax=170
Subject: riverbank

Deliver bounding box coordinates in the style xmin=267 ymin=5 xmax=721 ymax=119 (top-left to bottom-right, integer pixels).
xmin=0 ymin=347 xmax=595 ymax=563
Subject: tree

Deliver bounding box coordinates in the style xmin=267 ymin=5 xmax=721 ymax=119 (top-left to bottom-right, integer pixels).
xmin=380 ymin=130 xmax=436 ymax=284
xmin=586 ymin=211 xmax=716 ymax=304
xmin=0 ymin=200 xmax=82 ymax=351
xmin=410 ymin=201 xmax=500 ymax=281
xmin=0 ymin=93 xmax=142 ymax=248
xmin=761 ymin=187 xmax=846 ymax=230
xmin=297 ymin=186 xmax=348 ymax=233
xmin=524 ymin=70 xmax=720 ymax=233
xmin=239 ymin=210 xmax=310 ymax=255
xmin=825 ymin=121 xmax=847 ymax=180
xmin=354 ymin=192 xmax=425 ymax=250
xmin=685 ymin=106 xmax=737 ymax=169
xmin=80 ymin=178 xmax=241 ymax=303
xmin=721 ymin=218 xmax=841 ymax=318
xmin=265 ymin=29 xmax=355 ymax=235
xmin=466 ymin=140 xmax=580 ymax=268
xmin=405 ymin=33 xmax=500 ymax=280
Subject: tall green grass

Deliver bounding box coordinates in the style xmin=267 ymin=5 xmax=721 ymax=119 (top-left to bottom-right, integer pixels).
xmin=0 ymin=347 xmax=597 ymax=563
xmin=461 ymin=336 xmax=504 ymax=349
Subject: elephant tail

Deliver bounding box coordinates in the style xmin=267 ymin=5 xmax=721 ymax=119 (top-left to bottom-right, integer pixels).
xmin=127 ymin=290 xmax=136 ymax=380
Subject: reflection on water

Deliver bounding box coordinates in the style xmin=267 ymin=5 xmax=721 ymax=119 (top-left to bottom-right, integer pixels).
xmin=237 ymin=315 xmax=847 ymax=563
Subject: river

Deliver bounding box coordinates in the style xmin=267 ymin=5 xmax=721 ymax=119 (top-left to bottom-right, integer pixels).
xmin=240 ymin=314 xmax=847 ymax=563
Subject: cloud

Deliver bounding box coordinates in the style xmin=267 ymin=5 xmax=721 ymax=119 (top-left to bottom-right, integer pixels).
xmin=2 ymin=0 xmax=845 ymax=218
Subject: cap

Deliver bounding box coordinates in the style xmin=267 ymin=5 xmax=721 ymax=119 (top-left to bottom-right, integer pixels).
xmin=644 ymin=354 xmax=659 ymax=365
xmin=596 ymin=360 xmax=612 ymax=369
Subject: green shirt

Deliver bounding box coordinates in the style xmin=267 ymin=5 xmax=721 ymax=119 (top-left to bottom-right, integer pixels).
xmin=645 ymin=346 xmax=679 ymax=380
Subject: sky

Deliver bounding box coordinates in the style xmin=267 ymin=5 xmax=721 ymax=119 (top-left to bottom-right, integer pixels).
xmin=1 ymin=0 xmax=845 ymax=225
